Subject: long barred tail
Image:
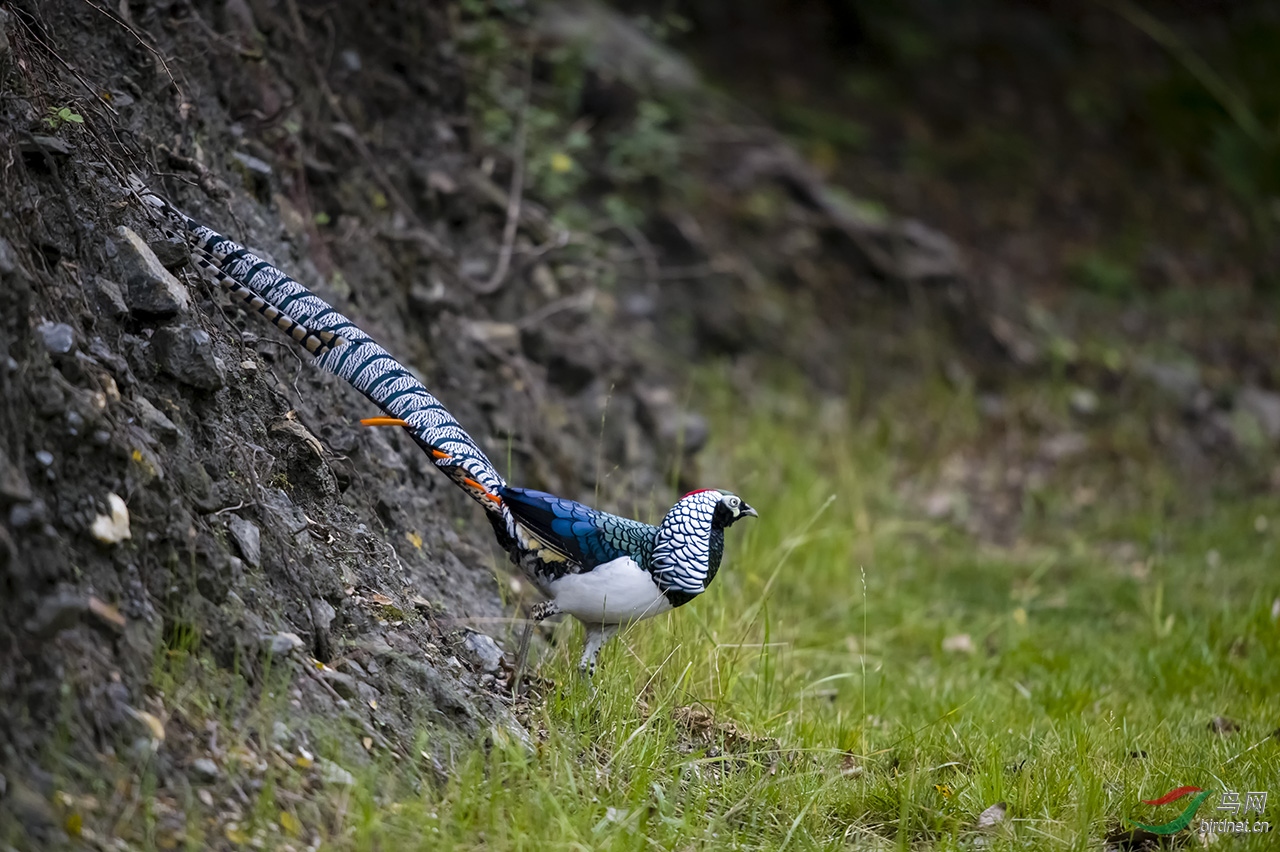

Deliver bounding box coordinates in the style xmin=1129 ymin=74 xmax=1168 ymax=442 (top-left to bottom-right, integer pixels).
xmin=135 ymin=183 xmax=508 ymax=512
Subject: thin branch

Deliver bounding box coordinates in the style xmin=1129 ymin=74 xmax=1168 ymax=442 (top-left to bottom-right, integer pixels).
xmin=471 ymin=50 xmax=533 ymax=295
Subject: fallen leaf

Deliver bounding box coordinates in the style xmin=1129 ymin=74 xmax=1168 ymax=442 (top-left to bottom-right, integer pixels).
xmin=370 ymin=593 xmax=395 ymax=607
xmin=405 ymin=531 xmax=423 ymax=550
xmin=278 ymin=810 xmax=301 ymax=837
xmin=550 ymin=152 xmax=574 ymax=173
xmin=224 ymin=823 xmax=249 ymax=844
xmin=87 ymin=597 xmax=126 ymax=630
xmin=125 ymin=706 xmax=165 ymax=744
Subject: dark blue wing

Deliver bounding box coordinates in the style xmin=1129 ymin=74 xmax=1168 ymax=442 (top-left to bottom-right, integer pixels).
xmin=499 ymin=487 xmax=655 ymax=570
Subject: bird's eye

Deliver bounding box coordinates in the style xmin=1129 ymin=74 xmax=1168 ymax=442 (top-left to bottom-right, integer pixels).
xmin=726 ymin=496 xmax=740 ymax=509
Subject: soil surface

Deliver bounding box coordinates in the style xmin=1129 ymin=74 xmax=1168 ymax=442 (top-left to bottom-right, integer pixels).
xmin=0 ymin=1 xmax=932 ymax=843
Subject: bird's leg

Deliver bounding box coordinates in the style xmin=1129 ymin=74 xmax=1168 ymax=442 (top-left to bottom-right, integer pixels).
xmin=578 ymin=623 xmax=619 ymax=677
xmin=530 ymin=600 xmax=560 ymax=621
xmin=512 ymin=600 xmax=561 ymax=695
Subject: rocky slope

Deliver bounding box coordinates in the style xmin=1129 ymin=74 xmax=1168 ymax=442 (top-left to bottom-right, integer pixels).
xmin=0 ymin=0 xmax=1004 ymax=845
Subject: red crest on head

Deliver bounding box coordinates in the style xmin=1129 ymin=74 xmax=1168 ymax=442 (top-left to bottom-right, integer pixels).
xmin=681 ymin=488 xmax=715 ymax=498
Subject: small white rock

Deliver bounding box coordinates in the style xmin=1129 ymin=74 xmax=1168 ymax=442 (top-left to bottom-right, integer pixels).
xmin=941 ymin=633 xmax=975 ymax=654
xmin=90 ymin=493 xmax=131 ymax=544
xmin=191 ymin=757 xmax=219 ymax=781
xmin=319 ymin=759 xmax=355 ymax=787
xmin=975 ymin=801 xmax=1007 ymax=829
xmin=263 ymin=632 xmax=304 ymax=655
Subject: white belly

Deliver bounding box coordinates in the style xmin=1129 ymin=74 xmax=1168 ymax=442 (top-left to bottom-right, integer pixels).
xmin=548 ymin=556 xmax=673 ymax=625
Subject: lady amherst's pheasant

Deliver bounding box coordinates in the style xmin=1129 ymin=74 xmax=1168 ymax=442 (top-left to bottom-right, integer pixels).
xmin=135 ymin=183 xmax=755 ymax=674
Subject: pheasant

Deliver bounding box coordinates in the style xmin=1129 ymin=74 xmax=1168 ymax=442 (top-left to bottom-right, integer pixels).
xmin=135 ymin=184 xmax=756 ymax=674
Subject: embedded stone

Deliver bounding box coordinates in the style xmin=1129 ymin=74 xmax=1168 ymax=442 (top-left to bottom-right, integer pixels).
xmin=37 ymin=321 xmax=75 ymax=354
xmin=153 ymin=325 xmax=225 ymax=391
xmin=134 ymin=396 xmax=180 ymax=440
xmin=459 ymin=631 xmax=504 ymax=673
xmin=89 ymin=276 xmax=129 ymax=319
xmin=117 ymin=226 xmax=190 ymax=318
xmin=227 ymin=515 xmax=261 ymax=568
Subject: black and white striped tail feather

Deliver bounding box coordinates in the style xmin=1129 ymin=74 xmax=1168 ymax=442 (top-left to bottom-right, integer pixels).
xmin=182 ymin=237 xmax=343 ymax=357
xmin=136 ymin=185 xmax=508 ymax=512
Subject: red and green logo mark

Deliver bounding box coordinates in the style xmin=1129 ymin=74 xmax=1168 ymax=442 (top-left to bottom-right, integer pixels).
xmin=1128 ymin=786 xmax=1212 ymax=835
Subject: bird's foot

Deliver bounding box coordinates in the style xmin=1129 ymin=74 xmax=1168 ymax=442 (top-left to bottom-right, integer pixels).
xmin=530 ymin=600 xmax=560 ymax=622
xmin=577 ymin=623 xmax=618 ymax=678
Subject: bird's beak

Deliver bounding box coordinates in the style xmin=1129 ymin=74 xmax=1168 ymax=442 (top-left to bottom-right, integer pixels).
xmin=741 ymin=503 xmax=758 ymax=518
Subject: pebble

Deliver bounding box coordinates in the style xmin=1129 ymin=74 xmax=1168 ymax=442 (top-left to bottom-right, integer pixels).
xmin=231 ymin=150 xmax=273 ymax=178
xmin=90 ymin=493 xmax=131 ymax=544
xmin=319 ymin=669 xmax=359 ymax=700
xmin=0 ymin=455 xmax=33 ymax=503
xmin=336 ymin=658 xmax=367 ymax=679
xmin=459 ymin=631 xmax=505 ymax=673
xmin=1068 ymin=387 xmax=1099 ymax=416
xmin=117 ymin=226 xmax=190 ymax=319
xmin=319 ymin=759 xmax=355 ymax=787
xmin=153 ymin=325 xmax=225 ymax=391
xmin=191 ymin=758 xmax=219 ymax=781
xmin=975 ymin=801 xmax=1007 ymax=829
xmin=22 ymin=134 xmax=72 ymax=157
xmin=36 ymin=321 xmax=75 ymax=354
xmin=465 ymin=320 xmax=520 ymax=349
xmin=9 ymin=498 xmax=47 ymax=529
xmin=35 ymin=450 xmax=53 ymax=467
xmin=263 ymin=632 xmax=304 ymax=655
xmin=148 ymin=237 xmax=190 ymax=271
xmin=89 ymin=276 xmax=129 ymax=319
xmin=134 ymin=396 xmax=180 ymax=440
xmin=227 ymin=515 xmax=261 ymax=568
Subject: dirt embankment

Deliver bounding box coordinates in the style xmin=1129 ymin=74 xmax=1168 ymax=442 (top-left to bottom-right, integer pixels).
xmin=0 ymin=0 xmax=674 ymax=826
xmin=0 ymin=0 xmax=989 ymax=844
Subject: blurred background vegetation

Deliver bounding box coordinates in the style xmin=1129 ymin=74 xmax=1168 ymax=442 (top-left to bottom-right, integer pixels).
xmin=647 ymin=0 xmax=1280 ymax=289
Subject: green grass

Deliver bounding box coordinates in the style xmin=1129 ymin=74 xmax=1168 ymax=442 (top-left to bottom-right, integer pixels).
xmin=56 ymin=371 xmax=1278 ymax=850
xmin=324 ymin=374 xmax=1278 ymax=850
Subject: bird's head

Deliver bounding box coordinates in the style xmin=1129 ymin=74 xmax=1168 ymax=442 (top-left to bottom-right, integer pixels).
xmin=680 ymin=488 xmax=758 ymax=529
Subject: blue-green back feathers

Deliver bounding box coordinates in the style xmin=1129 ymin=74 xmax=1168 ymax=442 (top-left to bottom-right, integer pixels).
xmin=499 ymin=487 xmax=656 ymax=571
